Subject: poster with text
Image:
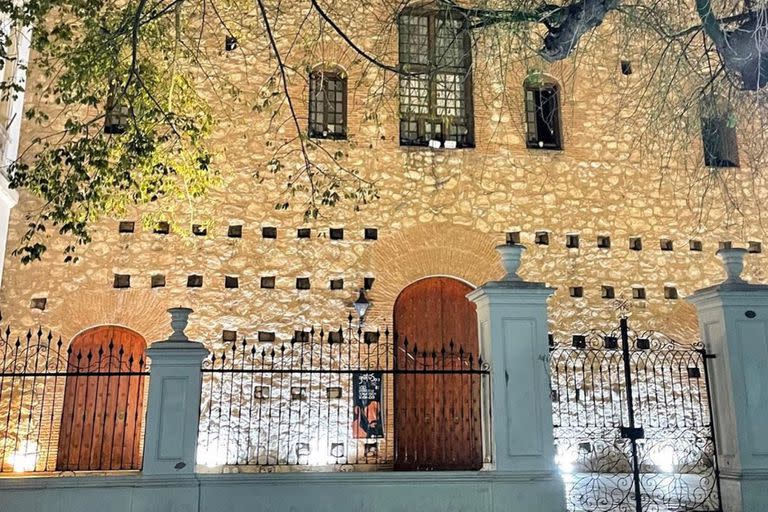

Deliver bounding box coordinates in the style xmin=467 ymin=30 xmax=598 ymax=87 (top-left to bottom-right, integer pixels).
xmin=352 ymin=372 xmax=384 ymax=438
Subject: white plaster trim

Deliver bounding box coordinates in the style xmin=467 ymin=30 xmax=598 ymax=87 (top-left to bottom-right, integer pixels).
xmin=0 ymin=469 xmax=561 ymax=491
xmin=720 ymin=468 xmax=768 ymax=480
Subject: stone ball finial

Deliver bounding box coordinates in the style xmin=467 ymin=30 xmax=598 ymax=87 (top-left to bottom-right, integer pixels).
xmin=167 ymin=307 xmax=193 ymax=341
xmin=496 ymin=243 xmax=526 ymax=281
xmin=717 ymin=247 xmax=748 ymax=284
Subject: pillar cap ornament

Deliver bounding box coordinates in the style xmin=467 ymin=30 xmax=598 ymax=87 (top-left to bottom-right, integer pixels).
xmin=167 ymin=307 xmax=193 ymax=341
xmin=689 ymin=249 xmax=768 ymax=305
xmin=467 ymin=243 xmax=555 ymax=304
xmin=496 ymin=243 xmax=526 ymax=281
xmin=717 ymin=247 xmax=748 ymax=284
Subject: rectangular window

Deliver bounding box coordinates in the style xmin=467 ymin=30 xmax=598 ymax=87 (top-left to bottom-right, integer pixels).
xmin=309 ymin=71 xmax=347 ymax=139
xmin=701 ymin=115 xmax=739 ymax=167
xmin=525 ymin=85 xmax=562 ymax=149
xmin=398 ymin=10 xmax=473 ymax=148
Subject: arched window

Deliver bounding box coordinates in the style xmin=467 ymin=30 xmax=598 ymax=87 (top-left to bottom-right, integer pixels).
xmin=398 ymin=7 xmax=474 ymax=148
xmin=700 ymin=99 xmax=739 ymax=168
xmin=308 ymin=68 xmax=347 ymax=139
xmin=524 ymin=77 xmax=562 ymax=150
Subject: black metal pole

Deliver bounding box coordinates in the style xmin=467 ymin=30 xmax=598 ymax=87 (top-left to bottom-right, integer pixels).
xmin=621 ymin=317 xmax=643 ymax=512
xmin=702 ymin=349 xmax=724 ymax=511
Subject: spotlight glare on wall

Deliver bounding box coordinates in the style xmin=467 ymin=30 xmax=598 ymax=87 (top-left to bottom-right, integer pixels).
xmin=9 ymin=440 xmax=38 ymax=472
xmin=650 ymin=445 xmax=676 ymax=473
xmin=555 ymin=445 xmax=577 ymax=476
xmin=197 ymin=442 xmax=227 ymax=468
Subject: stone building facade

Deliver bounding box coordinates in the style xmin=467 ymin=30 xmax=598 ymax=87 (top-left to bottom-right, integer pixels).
xmin=1 ymin=1 xmax=766 ymax=349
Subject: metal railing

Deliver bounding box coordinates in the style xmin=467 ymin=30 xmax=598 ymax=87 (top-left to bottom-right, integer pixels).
xmin=0 ymin=320 xmax=149 ymax=473
xmin=198 ymin=318 xmax=490 ymax=470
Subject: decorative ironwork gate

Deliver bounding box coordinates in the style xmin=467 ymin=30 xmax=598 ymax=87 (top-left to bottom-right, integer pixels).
xmin=550 ymin=318 xmax=722 ymax=512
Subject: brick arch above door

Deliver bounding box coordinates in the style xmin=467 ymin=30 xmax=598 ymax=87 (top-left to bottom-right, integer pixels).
xmin=360 ymin=223 xmax=501 ymax=324
xmin=53 ymin=289 xmax=168 ymax=344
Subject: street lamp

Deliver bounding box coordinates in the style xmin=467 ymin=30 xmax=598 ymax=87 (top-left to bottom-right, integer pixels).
xmin=353 ymin=289 xmax=370 ymax=324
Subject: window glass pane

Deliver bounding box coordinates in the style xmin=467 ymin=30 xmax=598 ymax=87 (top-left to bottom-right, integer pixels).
xmin=525 ymin=86 xmax=561 ymax=148
xmin=536 ymin=88 xmax=559 ymax=145
xmin=435 ymin=73 xmax=464 ymax=118
xmin=399 ymin=76 xmax=429 ymax=115
xmin=436 ymin=16 xmax=464 ymax=68
xmin=701 ymin=116 xmax=738 ymax=167
xmin=309 ymin=73 xmax=346 ymax=138
xmin=399 ymin=15 xmax=428 ymax=66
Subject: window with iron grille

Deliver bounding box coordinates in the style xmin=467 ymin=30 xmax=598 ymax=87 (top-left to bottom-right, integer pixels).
xmin=398 ymin=9 xmax=473 ymax=148
xmin=701 ymin=115 xmax=739 ymax=167
xmin=309 ymin=70 xmax=347 ymax=140
xmin=525 ymin=82 xmax=562 ymax=149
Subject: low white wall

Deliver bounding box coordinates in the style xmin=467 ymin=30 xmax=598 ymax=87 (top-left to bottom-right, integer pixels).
xmin=0 ymin=472 xmax=565 ymax=512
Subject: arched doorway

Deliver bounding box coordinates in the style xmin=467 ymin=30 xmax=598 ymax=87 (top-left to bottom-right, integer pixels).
xmin=393 ymin=276 xmax=482 ymax=470
xmin=56 ymin=326 xmax=146 ymax=471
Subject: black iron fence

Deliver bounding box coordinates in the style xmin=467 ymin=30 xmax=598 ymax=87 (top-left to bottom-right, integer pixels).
xmin=0 ymin=320 xmax=148 ymax=473
xmin=550 ymin=318 xmax=721 ymax=512
xmin=198 ymin=317 xmax=490 ymax=470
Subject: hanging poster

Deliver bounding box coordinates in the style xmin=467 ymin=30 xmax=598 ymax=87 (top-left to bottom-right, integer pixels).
xmin=352 ymin=372 xmax=384 ymax=439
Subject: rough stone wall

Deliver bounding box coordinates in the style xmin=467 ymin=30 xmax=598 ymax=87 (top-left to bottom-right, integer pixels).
xmin=0 ymin=1 xmax=766 ymax=470
xmin=2 ymin=6 xmax=765 ymax=346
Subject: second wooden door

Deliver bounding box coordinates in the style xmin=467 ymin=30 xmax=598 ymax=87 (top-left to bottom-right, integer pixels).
xmin=393 ymin=276 xmax=482 ymax=470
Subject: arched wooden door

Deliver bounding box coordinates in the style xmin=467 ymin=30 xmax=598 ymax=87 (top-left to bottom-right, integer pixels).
xmin=393 ymin=276 xmax=482 ymax=470
xmin=56 ymin=326 xmax=146 ymax=471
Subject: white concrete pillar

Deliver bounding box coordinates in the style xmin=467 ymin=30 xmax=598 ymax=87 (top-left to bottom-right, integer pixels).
xmin=688 ymin=248 xmax=768 ymax=511
xmin=0 ymin=23 xmax=29 ymax=288
xmin=0 ymin=186 xmax=17 ymax=287
xmin=467 ymin=244 xmax=564 ymax=512
xmin=142 ymin=308 xmax=209 ymax=476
